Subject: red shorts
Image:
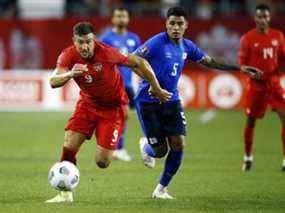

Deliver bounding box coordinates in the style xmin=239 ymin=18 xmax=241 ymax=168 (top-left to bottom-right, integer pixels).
xmin=245 ymin=77 xmax=285 ymax=119
xmin=65 ymin=100 xmax=127 ymax=150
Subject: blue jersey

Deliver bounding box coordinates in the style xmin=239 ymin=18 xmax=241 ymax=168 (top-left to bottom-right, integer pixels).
xmin=99 ymin=29 xmax=141 ymax=88
xmin=134 ymin=32 xmax=205 ymax=103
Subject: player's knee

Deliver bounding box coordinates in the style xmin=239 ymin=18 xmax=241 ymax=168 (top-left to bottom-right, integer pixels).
xmin=169 ymin=136 xmax=185 ymax=151
xmin=171 ymin=142 xmax=184 ymax=151
xmin=153 ymin=144 xmax=168 ymax=158
xmin=96 ymin=159 xmax=110 ymax=169
xmin=246 ymin=117 xmax=256 ymax=128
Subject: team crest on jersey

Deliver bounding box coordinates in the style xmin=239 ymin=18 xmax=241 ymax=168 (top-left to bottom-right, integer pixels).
xmin=165 ymin=52 xmax=172 ymax=58
xmin=93 ymin=63 xmax=103 ymax=72
xmin=182 ymin=52 xmax=187 ymax=59
xmin=127 ymin=39 xmax=136 ymax=47
xmin=139 ymin=45 xmax=149 ymax=56
xmin=271 ymin=39 xmax=278 ymax=46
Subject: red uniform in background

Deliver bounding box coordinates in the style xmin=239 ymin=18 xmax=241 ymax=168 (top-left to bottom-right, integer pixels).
xmin=239 ymin=28 xmax=285 ymax=118
xmin=56 ymin=41 xmax=128 ymax=150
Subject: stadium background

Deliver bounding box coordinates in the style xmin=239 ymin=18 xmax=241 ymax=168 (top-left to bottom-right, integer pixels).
xmin=1 ymin=1 xmax=285 ymax=213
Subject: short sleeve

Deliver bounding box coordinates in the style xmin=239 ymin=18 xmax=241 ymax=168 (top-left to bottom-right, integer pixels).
xmin=185 ymin=40 xmax=205 ymax=62
xmin=238 ymin=35 xmax=249 ymax=65
xmin=56 ymin=50 xmax=73 ymax=69
xmin=134 ymin=36 xmax=158 ymax=60
xmin=105 ymin=46 xmax=129 ymax=65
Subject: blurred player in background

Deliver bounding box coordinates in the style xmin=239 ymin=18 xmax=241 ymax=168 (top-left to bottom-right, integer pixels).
xmin=100 ymin=7 xmax=141 ymax=162
xmin=135 ymin=6 xmax=261 ymax=199
xmin=46 ymin=22 xmax=171 ymax=203
xmin=238 ymin=4 xmax=285 ymax=171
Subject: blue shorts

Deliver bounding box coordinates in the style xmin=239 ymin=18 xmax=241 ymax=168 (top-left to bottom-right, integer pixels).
xmin=136 ymin=100 xmax=186 ymax=146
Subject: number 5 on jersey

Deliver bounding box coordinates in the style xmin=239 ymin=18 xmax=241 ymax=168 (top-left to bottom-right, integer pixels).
xmin=171 ymin=63 xmax=179 ymax=76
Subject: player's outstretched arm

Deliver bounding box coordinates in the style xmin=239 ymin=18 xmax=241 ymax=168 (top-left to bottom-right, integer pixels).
xmin=50 ymin=64 xmax=88 ymax=88
xmin=123 ymin=54 xmax=172 ymax=102
xmin=198 ymin=55 xmax=262 ymax=79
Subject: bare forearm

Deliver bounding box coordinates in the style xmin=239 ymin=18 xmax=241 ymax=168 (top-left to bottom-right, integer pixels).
xmin=50 ymin=71 xmax=72 ymax=88
xmin=200 ymin=55 xmax=241 ymax=71
xmin=133 ymin=59 xmax=161 ymax=89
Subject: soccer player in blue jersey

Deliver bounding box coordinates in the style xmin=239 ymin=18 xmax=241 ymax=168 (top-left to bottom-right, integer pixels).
xmin=100 ymin=7 xmax=141 ymax=162
xmin=134 ymin=6 xmax=261 ymax=199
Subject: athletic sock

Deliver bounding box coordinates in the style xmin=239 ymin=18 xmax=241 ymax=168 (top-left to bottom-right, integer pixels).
xmin=159 ymin=149 xmax=183 ymax=187
xmin=143 ymin=143 xmax=156 ymax=157
xmin=117 ymin=126 xmax=126 ymax=150
xmin=244 ymin=124 xmax=254 ymax=157
xmin=60 ymin=146 xmax=78 ymax=165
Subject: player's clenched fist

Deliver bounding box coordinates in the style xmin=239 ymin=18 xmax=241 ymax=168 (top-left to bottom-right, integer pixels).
xmin=241 ymin=65 xmax=262 ymax=80
xmin=70 ymin=64 xmax=88 ymax=78
xmin=149 ymin=86 xmax=173 ymax=103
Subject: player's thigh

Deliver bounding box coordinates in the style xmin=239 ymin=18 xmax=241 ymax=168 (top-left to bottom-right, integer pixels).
xmin=64 ymin=130 xmax=86 ymax=150
xmin=162 ymin=101 xmax=187 ymax=137
xmin=245 ymin=88 xmax=268 ymax=119
xmin=65 ymin=101 xmax=97 ymax=140
xmin=136 ymin=102 xmax=167 ymax=151
xmin=94 ymin=105 xmax=126 ymax=151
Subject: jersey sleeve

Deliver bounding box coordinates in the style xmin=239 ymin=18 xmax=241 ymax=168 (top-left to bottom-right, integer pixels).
xmin=56 ymin=49 xmax=73 ymax=69
xmin=105 ymin=45 xmax=129 ymax=65
xmin=185 ymin=40 xmax=205 ymax=62
xmin=134 ymin=36 xmax=158 ymax=60
xmin=238 ymin=35 xmax=249 ymax=65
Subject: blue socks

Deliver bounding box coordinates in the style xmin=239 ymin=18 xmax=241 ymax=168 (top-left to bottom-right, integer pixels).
xmin=143 ymin=143 xmax=156 ymax=157
xmin=117 ymin=126 xmax=126 ymax=150
xmin=159 ymin=149 xmax=183 ymax=187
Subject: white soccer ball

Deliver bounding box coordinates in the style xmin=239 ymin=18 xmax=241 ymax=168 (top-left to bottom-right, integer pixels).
xmin=48 ymin=161 xmax=80 ymax=191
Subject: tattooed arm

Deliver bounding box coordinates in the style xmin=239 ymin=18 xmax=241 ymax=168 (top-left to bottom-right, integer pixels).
xmin=198 ymin=55 xmax=262 ymax=79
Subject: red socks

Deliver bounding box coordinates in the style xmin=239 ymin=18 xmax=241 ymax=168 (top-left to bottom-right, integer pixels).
xmin=244 ymin=124 xmax=254 ymax=157
xmin=60 ymin=146 xmax=78 ymax=165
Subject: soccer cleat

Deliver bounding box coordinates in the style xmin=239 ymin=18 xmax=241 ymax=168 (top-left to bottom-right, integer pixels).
xmin=152 ymin=185 xmax=174 ymax=199
xmin=45 ymin=191 xmax=73 ymax=203
xmin=113 ymin=149 xmax=132 ymax=162
xmin=242 ymin=160 xmax=253 ymax=172
xmin=139 ymin=137 xmax=155 ymax=168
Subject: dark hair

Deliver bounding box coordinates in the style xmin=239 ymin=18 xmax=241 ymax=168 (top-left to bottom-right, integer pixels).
xmin=112 ymin=7 xmax=130 ymax=16
xmin=255 ymin=4 xmax=270 ymax=12
xmin=73 ymin=22 xmax=94 ymax=36
xmin=166 ymin=6 xmax=188 ymax=19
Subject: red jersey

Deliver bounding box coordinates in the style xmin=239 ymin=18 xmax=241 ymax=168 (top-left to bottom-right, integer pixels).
xmin=56 ymin=41 xmax=129 ymax=108
xmin=238 ymin=28 xmax=285 ymax=81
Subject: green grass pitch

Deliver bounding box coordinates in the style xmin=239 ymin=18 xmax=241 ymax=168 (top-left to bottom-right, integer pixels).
xmin=0 ymin=110 xmax=285 ymax=213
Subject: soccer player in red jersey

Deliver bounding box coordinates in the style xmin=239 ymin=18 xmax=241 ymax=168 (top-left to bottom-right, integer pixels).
xmin=238 ymin=4 xmax=285 ymax=171
xmin=45 ymin=22 xmax=172 ymax=203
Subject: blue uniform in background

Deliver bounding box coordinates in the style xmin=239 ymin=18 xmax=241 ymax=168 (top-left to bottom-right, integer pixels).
xmin=99 ymin=29 xmax=141 ymax=108
xmin=135 ymin=32 xmax=205 ymax=144
xmin=99 ymin=29 xmax=141 ymax=151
